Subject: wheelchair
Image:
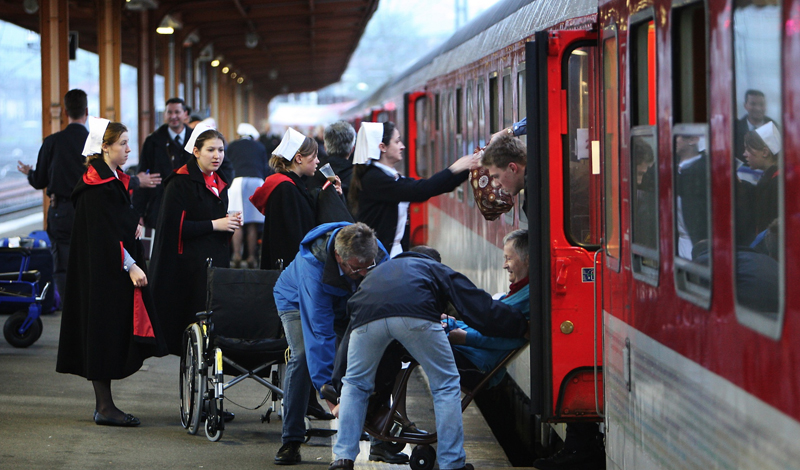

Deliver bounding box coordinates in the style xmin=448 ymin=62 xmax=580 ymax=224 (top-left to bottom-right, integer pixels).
xmin=179 ymin=264 xmax=287 ymax=441
xmin=331 ymin=347 xmax=524 ymax=470
xmin=1 ymin=246 xmax=51 ymax=348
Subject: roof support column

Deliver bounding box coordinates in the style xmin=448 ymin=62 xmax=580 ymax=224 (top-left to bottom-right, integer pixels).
xmin=138 ymin=10 xmax=155 ymax=142
xmin=39 ymin=0 xmax=69 ymax=137
xmin=97 ymin=0 xmax=121 ymax=121
xmin=39 ymin=0 xmax=69 ymax=225
xmin=210 ymin=65 xmax=219 ymax=127
xmin=247 ymin=84 xmax=256 ymax=126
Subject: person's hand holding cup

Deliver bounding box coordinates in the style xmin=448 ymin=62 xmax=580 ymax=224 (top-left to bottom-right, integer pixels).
xmin=228 ymin=210 xmax=243 ymax=230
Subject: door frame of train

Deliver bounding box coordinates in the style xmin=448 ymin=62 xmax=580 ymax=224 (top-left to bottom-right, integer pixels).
xmin=527 ymin=27 xmax=602 ymax=436
xmin=405 ymin=91 xmax=430 ymax=246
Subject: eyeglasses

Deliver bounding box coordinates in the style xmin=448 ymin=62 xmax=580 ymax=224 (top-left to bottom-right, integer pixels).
xmin=343 ymin=259 xmax=376 ymax=274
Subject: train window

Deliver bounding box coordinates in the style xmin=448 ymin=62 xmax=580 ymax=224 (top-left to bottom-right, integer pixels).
xmin=466 ymin=81 xmax=476 ymax=208
xmin=435 ymin=93 xmax=440 ymax=131
xmin=517 ymin=63 xmax=527 ymax=147
xmin=489 ymin=72 xmax=499 ymax=133
xmin=415 ymin=95 xmax=432 ymax=179
xmin=603 ymin=31 xmax=621 ymax=269
xmin=477 ymin=79 xmax=486 ymax=147
xmin=565 ymin=45 xmax=600 ymax=247
xmin=731 ymin=0 xmax=784 ymax=339
xmin=630 ymin=15 xmax=656 ymax=127
xmin=672 ymin=2 xmax=711 ymax=308
xmin=503 ymin=68 xmax=513 ymax=130
xmin=456 ymin=87 xmax=463 ymax=136
xmin=441 ymin=92 xmax=450 ymax=173
xmin=629 ymin=12 xmax=659 ymax=285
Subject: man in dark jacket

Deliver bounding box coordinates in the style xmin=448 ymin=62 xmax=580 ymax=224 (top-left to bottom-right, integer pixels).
xmin=16 ymin=89 xmax=89 ymax=299
xmin=307 ymin=121 xmax=356 ymax=199
xmin=329 ymin=250 xmax=528 ymax=470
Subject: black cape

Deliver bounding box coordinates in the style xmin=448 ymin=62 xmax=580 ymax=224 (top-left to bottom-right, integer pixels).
xmin=56 ymin=159 xmax=167 ymax=380
xmin=150 ymin=157 xmax=231 ymax=355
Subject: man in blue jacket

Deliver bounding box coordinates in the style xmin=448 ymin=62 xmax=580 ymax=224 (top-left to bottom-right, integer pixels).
xmin=273 ymin=222 xmax=405 ymax=465
xmin=328 ymin=249 xmax=529 ymax=470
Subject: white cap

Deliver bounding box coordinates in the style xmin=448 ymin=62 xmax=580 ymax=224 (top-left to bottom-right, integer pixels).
xmin=185 ymin=121 xmax=217 ymax=153
xmin=237 ymin=123 xmax=260 ymax=140
xmin=755 ymin=122 xmax=782 ymax=154
xmin=273 ymin=128 xmax=308 ymax=161
xmin=82 ymin=116 xmax=111 ymax=156
xmin=352 ymin=122 xmax=384 ymax=165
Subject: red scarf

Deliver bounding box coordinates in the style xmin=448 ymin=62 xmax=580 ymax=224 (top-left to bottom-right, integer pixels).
xmin=203 ymin=171 xmax=223 ymax=198
xmin=508 ymin=276 xmax=529 ymax=296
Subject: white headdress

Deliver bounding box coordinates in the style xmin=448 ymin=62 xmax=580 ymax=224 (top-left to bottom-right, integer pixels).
xmin=352 ymin=122 xmax=384 ymax=165
xmin=237 ymin=123 xmax=260 ymax=140
xmin=82 ymin=116 xmax=111 ymax=156
xmin=273 ymin=128 xmax=308 ymax=161
xmin=755 ymin=122 xmax=782 ymax=155
xmin=185 ymin=122 xmax=218 ymax=153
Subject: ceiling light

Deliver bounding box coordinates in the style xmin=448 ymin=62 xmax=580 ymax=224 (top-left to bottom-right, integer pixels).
xmin=210 ymin=59 xmax=220 ymax=67
xmin=245 ymin=32 xmax=259 ymax=49
xmin=231 ymin=72 xmax=237 ymax=79
xmin=156 ymin=14 xmax=181 ymax=35
xmin=221 ymin=66 xmax=230 ymax=74
xmin=237 ymin=77 xmax=244 ymax=84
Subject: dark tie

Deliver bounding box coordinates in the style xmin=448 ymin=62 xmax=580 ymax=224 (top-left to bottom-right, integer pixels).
xmin=175 ymin=134 xmax=182 ymax=147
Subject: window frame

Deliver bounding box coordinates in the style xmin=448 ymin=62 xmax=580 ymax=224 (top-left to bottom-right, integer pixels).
xmin=602 ymin=24 xmax=621 ymax=272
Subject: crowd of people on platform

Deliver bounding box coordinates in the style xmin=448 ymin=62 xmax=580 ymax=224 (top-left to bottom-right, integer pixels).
xmin=21 ymin=88 xmax=674 ymax=470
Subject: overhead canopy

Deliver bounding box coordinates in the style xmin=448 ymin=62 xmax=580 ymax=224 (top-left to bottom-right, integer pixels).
xmin=0 ymin=0 xmax=378 ymax=96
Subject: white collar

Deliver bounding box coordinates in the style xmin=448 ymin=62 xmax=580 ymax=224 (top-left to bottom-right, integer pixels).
xmin=372 ymin=161 xmax=399 ymax=179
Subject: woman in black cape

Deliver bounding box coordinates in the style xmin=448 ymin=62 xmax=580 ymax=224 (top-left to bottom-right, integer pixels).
xmin=149 ymin=125 xmax=241 ymax=356
xmin=56 ymin=119 xmax=167 ymax=427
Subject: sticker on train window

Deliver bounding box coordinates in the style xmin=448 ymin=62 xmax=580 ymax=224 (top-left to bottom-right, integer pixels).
xmin=582 ymin=267 xmax=595 ymax=283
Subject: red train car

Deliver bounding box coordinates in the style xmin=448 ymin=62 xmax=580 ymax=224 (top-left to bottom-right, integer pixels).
xmin=343 ymin=0 xmax=800 ymax=467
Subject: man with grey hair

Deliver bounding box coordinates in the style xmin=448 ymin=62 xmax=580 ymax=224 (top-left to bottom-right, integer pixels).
xmin=272 ymin=222 xmax=406 ymax=465
xmin=312 ymin=121 xmax=356 ymax=198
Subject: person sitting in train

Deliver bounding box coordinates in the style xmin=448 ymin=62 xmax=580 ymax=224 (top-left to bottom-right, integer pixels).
xmin=481 ymin=134 xmax=528 ymax=213
xmin=327 ymin=245 xmax=529 ymax=470
xmin=674 ymin=134 xmax=708 ymax=259
xmin=742 ymin=122 xmax=781 ymax=238
xmin=441 ymin=229 xmax=529 ymax=384
xmin=347 ymin=121 xmax=478 ymax=257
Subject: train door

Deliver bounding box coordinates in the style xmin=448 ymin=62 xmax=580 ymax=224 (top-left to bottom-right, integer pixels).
xmin=526 ymin=28 xmax=604 ymax=440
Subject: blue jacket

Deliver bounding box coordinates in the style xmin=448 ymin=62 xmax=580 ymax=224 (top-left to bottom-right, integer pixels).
xmin=274 ymin=222 xmax=388 ymax=390
xmin=448 ymin=281 xmax=530 ymax=374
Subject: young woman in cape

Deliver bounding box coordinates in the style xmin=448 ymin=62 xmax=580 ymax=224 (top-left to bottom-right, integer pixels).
xmin=149 ymin=125 xmax=241 ymax=356
xmin=56 ymin=119 xmax=167 ymax=427
xmin=348 ymin=121 xmax=479 ymax=257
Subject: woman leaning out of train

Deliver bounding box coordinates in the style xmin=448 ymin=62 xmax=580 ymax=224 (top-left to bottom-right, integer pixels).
xmin=348 ymin=121 xmax=479 ymax=257
xmin=56 ymin=117 xmax=167 ymax=427
xmin=149 ymin=123 xmax=241 ymax=358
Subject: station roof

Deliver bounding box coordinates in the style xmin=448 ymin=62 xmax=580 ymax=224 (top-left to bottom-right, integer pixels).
xmin=0 ymin=0 xmax=378 ymax=96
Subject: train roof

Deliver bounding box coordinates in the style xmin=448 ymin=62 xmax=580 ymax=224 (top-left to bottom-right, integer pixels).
xmin=345 ymin=0 xmax=596 ymax=117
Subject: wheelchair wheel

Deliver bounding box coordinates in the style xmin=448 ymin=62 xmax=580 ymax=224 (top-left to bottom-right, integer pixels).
xmin=205 ymin=397 xmax=224 ymax=442
xmin=3 ymin=311 xmax=42 ymax=348
xmin=180 ymin=324 xmax=206 ymax=435
xmin=409 ymin=444 xmax=436 ymax=470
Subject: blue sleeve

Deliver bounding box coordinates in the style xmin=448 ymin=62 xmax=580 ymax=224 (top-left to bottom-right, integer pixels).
xmin=298 ymin=273 xmax=338 ymax=391
xmin=512 ymin=117 xmax=527 ymax=137
xmin=465 ymin=329 xmax=527 ymax=351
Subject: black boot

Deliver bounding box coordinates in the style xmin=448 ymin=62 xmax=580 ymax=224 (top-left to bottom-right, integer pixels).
xmin=275 ymin=441 xmax=302 ymax=465
xmin=369 ymin=441 xmax=410 ymax=464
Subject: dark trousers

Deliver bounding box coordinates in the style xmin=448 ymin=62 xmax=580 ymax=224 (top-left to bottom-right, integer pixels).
xmin=46 ymin=201 xmax=74 ymax=302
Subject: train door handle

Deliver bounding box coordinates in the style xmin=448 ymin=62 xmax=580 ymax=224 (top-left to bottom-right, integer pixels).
xmin=554 ymin=257 xmax=572 ymax=294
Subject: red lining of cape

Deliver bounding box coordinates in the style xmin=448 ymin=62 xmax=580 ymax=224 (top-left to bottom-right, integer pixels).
xmin=249 ymin=173 xmax=295 ymax=215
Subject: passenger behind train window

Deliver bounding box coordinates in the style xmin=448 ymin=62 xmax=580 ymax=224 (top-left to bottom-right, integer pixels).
xmin=443 ymin=229 xmax=529 ymax=385
xmin=631 ymin=135 xmax=657 ymax=250
xmin=731 ymin=0 xmax=784 ymax=332
xmin=673 ymin=132 xmax=709 ymax=261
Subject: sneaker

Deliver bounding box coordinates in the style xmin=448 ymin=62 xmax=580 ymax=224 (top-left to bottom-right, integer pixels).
xmin=533 ymin=447 xmax=605 ymax=470
xmin=369 ymin=442 xmax=410 ymax=464
xmin=274 ymin=441 xmax=302 ymax=465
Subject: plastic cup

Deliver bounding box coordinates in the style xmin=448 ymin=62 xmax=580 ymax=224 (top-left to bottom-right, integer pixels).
xmin=319 ymin=163 xmax=336 ymax=182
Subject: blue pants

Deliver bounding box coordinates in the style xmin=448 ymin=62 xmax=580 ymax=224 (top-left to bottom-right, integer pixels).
xmin=333 ymin=316 xmax=466 ymax=469
xmin=278 ymin=309 xmax=311 ymax=443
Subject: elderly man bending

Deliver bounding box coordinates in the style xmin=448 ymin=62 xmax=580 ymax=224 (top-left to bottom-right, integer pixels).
xmin=329 ymin=249 xmax=528 ymax=470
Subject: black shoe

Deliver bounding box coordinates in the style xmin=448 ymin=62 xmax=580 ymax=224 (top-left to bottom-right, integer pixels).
xmin=533 ymin=447 xmax=605 ymax=470
xmin=94 ymin=411 xmax=141 ymax=427
xmin=328 ymin=459 xmax=354 ymax=470
xmin=369 ymin=442 xmax=410 ymax=464
xmin=274 ymin=441 xmax=302 ymax=465
xmin=222 ymin=410 xmax=235 ymax=422
xmin=307 ymin=399 xmax=335 ymax=420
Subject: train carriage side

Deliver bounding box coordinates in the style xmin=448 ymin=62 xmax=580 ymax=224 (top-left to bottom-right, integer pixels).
xmin=599 ymin=0 xmax=800 ymax=468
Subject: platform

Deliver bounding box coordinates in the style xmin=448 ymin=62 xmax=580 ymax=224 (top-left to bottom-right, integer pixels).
xmin=0 ymin=312 xmax=535 ymax=469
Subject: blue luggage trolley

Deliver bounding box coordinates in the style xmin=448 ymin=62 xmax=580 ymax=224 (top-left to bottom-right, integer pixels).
xmin=1 ymin=247 xmax=51 ymax=347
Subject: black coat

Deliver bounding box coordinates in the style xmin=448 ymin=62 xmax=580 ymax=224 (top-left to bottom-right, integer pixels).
xmin=56 ymin=159 xmax=166 ymax=380
xmin=355 ymin=165 xmax=468 ymax=252
xmin=734 ymin=115 xmax=775 ymax=165
xmin=252 ymin=172 xmax=316 ymax=270
xmin=150 ymin=157 xmax=231 ymax=355
xmin=676 ymin=153 xmax=709 ymax=249
xmin=347 ymin=252 xmax=528 ymax=336
xmin=226 ymin=138 xmax=271 ymax=179
xmin=27 ymin=123 xmax=88 ymax=201
xmin=754 ymin=165 xmax=779 ymax=235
